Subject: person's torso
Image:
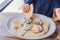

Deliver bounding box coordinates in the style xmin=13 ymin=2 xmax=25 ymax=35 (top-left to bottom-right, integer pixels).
xmin=33 ymin=0 xmax=55 ymax=17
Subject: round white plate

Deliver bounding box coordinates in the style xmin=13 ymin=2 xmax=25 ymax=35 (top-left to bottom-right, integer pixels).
xmin=6 ymin=13 xmax=56 ymax=39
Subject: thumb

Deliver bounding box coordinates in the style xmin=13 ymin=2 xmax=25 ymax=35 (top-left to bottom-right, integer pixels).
xmin=30 ymin=4 xmax=34 ymax=13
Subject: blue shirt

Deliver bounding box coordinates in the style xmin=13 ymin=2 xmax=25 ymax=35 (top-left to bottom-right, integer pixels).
xmin=25 ymin=0 xmax=60 ymax=17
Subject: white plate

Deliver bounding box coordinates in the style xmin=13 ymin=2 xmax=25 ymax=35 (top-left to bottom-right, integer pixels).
xmin=6 ymin=13 xmax=56 ymax=39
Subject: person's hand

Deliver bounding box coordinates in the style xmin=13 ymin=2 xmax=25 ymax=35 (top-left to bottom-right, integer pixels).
xmin=55 ymin=8 xmax=60 ymax=20
xmin=23 ymin=4 xmax=30 ymax=13
xmin=22 ymin=4 xmax=33 ymax=18
xmin=53 ymin=8 xmax=60 ymax=21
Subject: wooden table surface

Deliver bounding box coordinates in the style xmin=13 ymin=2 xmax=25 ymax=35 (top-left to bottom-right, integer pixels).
xmin=0 ymin=13 xmax=60 ymax=40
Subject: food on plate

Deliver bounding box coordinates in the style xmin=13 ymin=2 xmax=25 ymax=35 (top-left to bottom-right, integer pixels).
xmin=42 ymin=20 xmax=50 ymax=33
xmin=31 ymin=24 xmax=43 ymax=33
xmin=32 ymin=18 xmax=43 ymax=25
xmin=23 ymin=23 xmax=32 ymax=31
xmin=11 ymin=18 xmax=24 ymax=30
xmin=10 ymin=15 xmax=50 ymax=37
xmin=25 ymin=18 xmax=32 ymax=24
xmin=19 ymin=28 xmax=27 ymax=36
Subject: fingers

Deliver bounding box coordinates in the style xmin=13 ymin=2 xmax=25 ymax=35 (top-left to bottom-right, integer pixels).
xmin=23 ymin=4 xmax=30 ymax=13
xmin=30 ymin=4 xmax=33 ymax=13
xmin=55 ymin=8 xmax=60 ymax=20
xmin=26 ymin=4 xmax=30 ymax=13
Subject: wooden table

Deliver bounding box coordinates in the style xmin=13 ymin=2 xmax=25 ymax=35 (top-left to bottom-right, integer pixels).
xmin=0 ymin=13 xmax=60 ymax=40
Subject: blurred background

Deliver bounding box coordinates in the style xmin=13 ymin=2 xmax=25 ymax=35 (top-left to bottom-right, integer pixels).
xmin=0 ymin=0 xmax=24 ymax=12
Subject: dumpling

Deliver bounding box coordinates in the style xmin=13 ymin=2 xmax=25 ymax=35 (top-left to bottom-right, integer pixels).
xmin=11 ymin=18 xmax=24 ymax=30
xmin=42 ymin=20 xmax=50 ymax=33
xmin=23 ymin=23 xmax=32 ymax=31
xmin=19 ymin=28 xmax=26 ymax=36
xmin=25 ymin=18 xmax=32 ymax=24
xmin=31 ymin=24 xmax=43 ymax=33
xmin=32 ymin=18 xmax=42 ymax=25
